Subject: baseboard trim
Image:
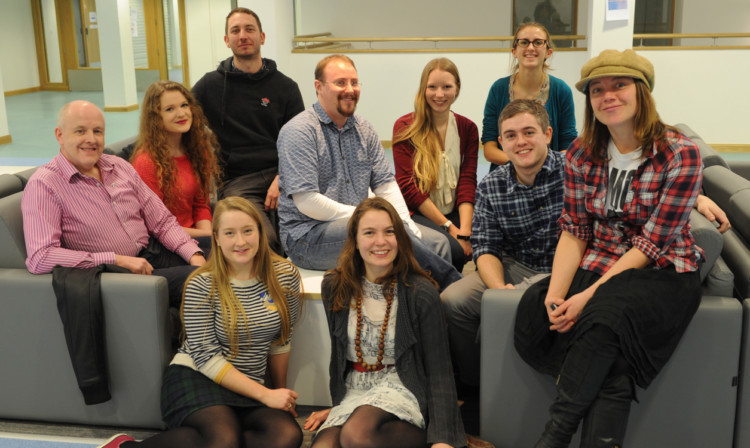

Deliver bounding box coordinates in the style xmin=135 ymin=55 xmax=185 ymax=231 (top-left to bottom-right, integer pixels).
xmin=712 ymin=144 xmax=750 ymax=153
xmin=4 ymin=86 xmax=42 ymax=97
xmin=103 ymin=104 xmax=139 ymax=113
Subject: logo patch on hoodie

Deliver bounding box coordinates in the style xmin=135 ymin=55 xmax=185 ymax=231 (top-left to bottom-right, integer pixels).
xmin=261 ymin=98 xmax=270 ymax=107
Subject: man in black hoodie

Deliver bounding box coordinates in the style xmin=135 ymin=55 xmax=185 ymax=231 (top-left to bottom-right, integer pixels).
xmin=193 ymin=7 xmax=304 ymax=254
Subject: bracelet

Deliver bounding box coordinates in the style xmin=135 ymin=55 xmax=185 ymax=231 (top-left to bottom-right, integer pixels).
xmin=441 ymin=220 xmax=452 ymax=232
xmin=455 ymin=234 xmax=471 ymax=241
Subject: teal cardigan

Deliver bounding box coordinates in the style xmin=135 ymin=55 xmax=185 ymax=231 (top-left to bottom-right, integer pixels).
xmin=482 ymin=74 xmax=577 ymax=155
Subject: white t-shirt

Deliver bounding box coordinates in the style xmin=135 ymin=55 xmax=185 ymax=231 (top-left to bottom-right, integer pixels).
xmin=606 ymin=139 xmax=642 ymax=218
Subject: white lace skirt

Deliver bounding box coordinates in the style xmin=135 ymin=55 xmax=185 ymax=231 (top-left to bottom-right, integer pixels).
xmin=318 ymin=365 xmax=425 ymax=431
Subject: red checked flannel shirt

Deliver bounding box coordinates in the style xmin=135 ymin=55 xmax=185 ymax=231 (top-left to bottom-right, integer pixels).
xmin=559 ymin=129 xmax=704 ymax=275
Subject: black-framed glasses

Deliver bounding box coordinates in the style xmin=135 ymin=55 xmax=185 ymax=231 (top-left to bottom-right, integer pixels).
xmin=514 ymin=38 xmax=548 ymax=48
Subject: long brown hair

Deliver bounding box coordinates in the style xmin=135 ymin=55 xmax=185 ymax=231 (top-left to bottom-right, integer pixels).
xmin=132 ymin=80 xmax=221 ymax=210
xmin=393 ymin=58 xmax=461 ymax=194
xmin=182 ymin=197 xmax=300 ymax=358
xmin=325 ymin=197 xmax=436 ymax=312
xmin=579 ymin=80 xmax=670 ymax=162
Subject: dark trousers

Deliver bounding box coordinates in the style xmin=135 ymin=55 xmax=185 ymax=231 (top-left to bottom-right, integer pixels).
xmin=412 ymin=210 xmax=469 ymax=273
xmin=138 ymin=237 xmax=199 ymax=307
xmin=220 ymin=167 xmax=283 ymax=256
xmin=53 ymin=239 xmax=197 ymax=405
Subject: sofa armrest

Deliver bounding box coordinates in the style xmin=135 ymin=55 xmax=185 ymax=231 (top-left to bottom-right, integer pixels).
xmin=729 ymin=160 xmax=750 ymax=182
xmin=0 ymin=269 xmax=170 ymax=429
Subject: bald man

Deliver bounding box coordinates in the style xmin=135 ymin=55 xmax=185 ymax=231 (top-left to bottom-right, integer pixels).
xmin=22 ymin=100 xmax=205 ymax=305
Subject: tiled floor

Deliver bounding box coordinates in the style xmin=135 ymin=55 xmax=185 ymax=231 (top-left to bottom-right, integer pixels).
xmin=1 ymin=91 xmax=144 ymax=171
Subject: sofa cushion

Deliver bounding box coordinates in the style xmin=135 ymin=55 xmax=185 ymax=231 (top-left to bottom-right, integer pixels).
xmin=702 ymin=256 xmax=735 ymax=298
xmin=103 ymin=136 xmax=138 ymax=161
xmin=690 ymin=209 xmax=723 ymax=282
xmin=14 ymin=167 xmax=39 ymax=188
xmin=0 ymin=192 xmax=27 ymax=269
xmin=0 ymin=174 xmax=22 ymax=198
xmin=702 ymin=165 xmax=750 ymax=214
xmin=729 ymin=189 xmax=750 ymax=244
xmin=674 ymin=123 xmax=729 ymax=169
xmin=729 ymin=160 xmax=750 ymax=182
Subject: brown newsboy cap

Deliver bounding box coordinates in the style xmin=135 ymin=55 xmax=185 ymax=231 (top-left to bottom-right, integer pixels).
xmin=575 ymin=49 xmax=655 ymax=93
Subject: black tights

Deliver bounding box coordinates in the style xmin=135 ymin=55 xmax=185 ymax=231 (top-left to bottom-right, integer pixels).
xmin=312 ymin=405 xmax=426 ymax=448
xmin=122 ymin=405 xmax=302 ymax=448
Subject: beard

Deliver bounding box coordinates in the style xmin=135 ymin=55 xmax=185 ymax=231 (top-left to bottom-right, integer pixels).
xmin=336 ymin=91 xmax=359 ymax=117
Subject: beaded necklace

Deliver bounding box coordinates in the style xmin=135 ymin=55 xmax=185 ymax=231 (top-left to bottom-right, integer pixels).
xmin=354 ymin=280 xmax=396 ymax=372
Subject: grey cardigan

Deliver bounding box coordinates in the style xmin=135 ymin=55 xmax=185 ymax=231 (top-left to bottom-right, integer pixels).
xmin=322 ymin=273 xmax=466 ymax=447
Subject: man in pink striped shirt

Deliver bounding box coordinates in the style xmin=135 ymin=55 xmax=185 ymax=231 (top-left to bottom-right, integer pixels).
xmin=22 ymin=100 xmax=205 ymax=304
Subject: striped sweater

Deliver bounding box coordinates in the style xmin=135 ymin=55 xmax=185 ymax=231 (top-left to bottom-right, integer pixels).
xmin=172 ymin=261 xmax=300 ymax=384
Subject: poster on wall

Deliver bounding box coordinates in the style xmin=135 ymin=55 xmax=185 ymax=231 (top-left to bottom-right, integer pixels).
xmin=606 ymin=0 xmax=629 ymax=22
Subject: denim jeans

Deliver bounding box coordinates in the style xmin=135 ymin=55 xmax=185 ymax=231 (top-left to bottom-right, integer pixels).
xmin=286 ymin=217 xmax=462 ymax=291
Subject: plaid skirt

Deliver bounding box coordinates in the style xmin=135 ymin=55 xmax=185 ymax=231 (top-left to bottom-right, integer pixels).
xmin=161 ymin=364 xmax=262 ymax=428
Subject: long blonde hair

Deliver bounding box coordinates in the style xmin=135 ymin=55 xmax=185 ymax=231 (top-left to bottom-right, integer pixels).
xmin=393 ymin=58 xmax=461 ymax=194
xmin=182 ymin=197 xmax=300 ymax=358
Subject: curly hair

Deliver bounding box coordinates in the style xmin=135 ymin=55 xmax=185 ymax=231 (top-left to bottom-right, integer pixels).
xmin=325 ymin=197 xmax=436 ymax=312
xmin=133 ymin=80 xmax=221 ymax=210
xmin=393 ymin=58 xmax=461 ymax=194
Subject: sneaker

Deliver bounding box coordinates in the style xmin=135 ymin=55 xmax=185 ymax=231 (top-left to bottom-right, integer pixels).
xmin=97 ymin=433 xmax=135 ymax=448
xmin=466 ymin=433 xmax=495 ymax=448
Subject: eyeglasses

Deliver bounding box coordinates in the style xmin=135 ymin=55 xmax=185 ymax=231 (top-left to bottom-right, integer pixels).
xmin=514 ymin=38 xmax=548 ymax=48
xmin=325 ymin=80 xmax=362 ymax=89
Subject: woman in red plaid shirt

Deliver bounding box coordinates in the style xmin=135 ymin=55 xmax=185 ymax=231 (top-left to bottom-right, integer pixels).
xmin=515 ymin=49 xmax=704 ymax=448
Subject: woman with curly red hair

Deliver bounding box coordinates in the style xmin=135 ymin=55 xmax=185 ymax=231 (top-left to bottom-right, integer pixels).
xmin=132 ymin=80 xmax=221 ymax=250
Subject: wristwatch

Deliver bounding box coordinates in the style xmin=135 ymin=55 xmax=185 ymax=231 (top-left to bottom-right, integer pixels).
xmin=441 ymin=220 xmax=452 ymax=232
xmin=455 ymin=234 xmax=471 ymax=241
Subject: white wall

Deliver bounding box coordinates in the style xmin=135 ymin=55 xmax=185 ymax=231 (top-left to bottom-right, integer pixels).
xmin=0 ymin=0 xmax=40 ymax=91
xmin=296 ymin=0 xmax=514 ymax=37
xmin=285 ymin=47 xmax=750 ymax=145
xmin=286 ymin=50 xmax=589 ymax=143
xmin=676 ymin=0 xmax=750 ymax=45
xmin=184 ymin=0 xmax=232 ymax=87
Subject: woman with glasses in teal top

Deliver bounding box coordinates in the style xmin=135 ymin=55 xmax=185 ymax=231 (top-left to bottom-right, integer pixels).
xmin=482 ymin=22 xmax=577 ymax=170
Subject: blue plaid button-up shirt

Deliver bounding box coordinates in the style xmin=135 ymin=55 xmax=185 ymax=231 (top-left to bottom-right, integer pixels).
xmin=472 ymin=149 xmax=564 ymax=272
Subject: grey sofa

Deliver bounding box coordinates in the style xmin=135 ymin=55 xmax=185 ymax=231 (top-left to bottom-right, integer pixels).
xmin=480 ymin=209 xmax=739 ymax=447
xmin=702 ymin=163 xmax=750 ymax=448
xmin=478 ymin=126 xmax=744 ymax=447
xmin=0 ymin=170 xmax=171 ymax=429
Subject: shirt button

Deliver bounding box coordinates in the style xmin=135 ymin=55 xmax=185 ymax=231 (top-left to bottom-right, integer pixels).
xmin=346 ymin=179 xmax=350 ymax=183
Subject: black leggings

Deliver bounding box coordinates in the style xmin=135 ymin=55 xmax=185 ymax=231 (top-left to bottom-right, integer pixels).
xmin=123 ymin=405 xmax=302 ymax=448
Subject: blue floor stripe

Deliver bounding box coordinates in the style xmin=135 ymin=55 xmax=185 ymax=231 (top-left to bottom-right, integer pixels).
xmin=0 ymin=437 xmax=95 ymax=448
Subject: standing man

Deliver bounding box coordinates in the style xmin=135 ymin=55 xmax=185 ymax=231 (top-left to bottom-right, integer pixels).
xmin=192 ymin=7 xmax=304 ymax=254
xmin=277 ymin=54 xmax=461 ymax=291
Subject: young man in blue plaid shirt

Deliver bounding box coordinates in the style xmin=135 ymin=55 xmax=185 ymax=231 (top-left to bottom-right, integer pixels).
xmin=441 ymin=99 xmax=561 ymax=387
